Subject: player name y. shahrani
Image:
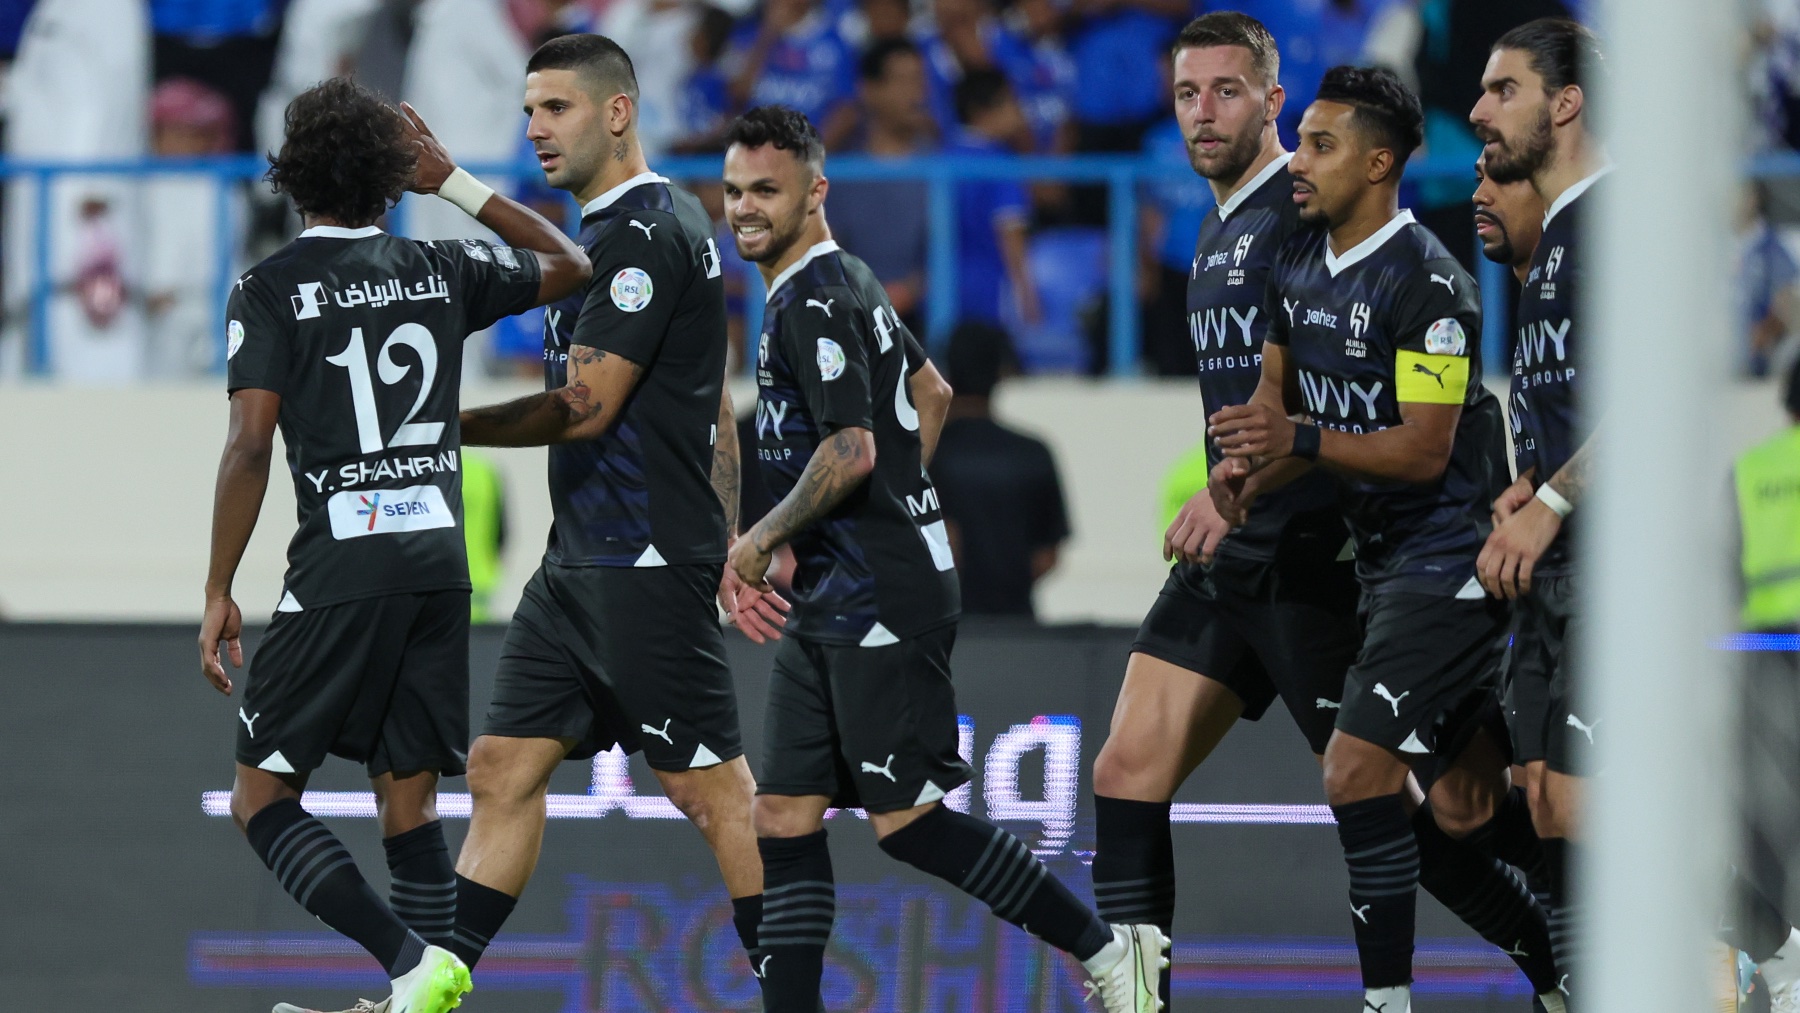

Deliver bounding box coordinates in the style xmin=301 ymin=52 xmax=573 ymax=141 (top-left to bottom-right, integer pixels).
xmin=303 ymin=450 xmax=460 ymax=494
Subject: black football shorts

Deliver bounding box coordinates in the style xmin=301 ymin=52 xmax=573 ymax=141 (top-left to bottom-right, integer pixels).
xmin=482 ymin=561 xmax=743 ymax=772
xmin=758 ymin=624 xmax=974 ymax=814
xmin=236 ymin=589 xmax=471 ymax=778
xmin=1504 ymin=575 xmax=1590 ymax=776
xmin=1130 ymin=551 xmax=1361 ymax=754
xmin=1334 ymin=590 xmax=1510 ymax=760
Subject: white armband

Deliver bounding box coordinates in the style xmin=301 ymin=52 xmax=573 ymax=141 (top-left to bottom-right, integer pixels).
xmin=1535 ymin=483 xmax=1574 ymax=519
xmin=437 ymin=167 xmax=495 ymax=218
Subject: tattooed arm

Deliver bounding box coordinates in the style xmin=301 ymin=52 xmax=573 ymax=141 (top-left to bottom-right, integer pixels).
xmin=713 ymin=386 xmax=741 ymax=537
xmin=461 ymin=344 xmax=645 ymax=447
xmin=728 ymin=426 xmax=876 ymax=588
xmin=1544 ymin=436 xmax=1593 ymax=505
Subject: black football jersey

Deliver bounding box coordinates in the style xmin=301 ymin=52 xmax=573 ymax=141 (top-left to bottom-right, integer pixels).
xmin=1265 ymin=211 xmax=1509 ymax=596
xmin=1512 ymin=172 xmax=1603 ymax=577
xmin=1187 ymin=154 xmax=1345 ymax=562
xmin=226 ymin=225 xmax=542 ymax=609
xmin=753 ymin=240 xmax=960 ymax=645
xmin=542 ymin=173 xmax=731 ymax=567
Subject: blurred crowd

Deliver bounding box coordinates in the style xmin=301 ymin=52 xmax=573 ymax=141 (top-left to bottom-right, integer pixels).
xmin=5 ymin=0 xmax=1800 ymax=383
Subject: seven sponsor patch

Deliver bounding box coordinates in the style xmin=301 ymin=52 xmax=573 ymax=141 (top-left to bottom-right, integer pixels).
xmin=326 ymin=485 xmax=455 ymax=540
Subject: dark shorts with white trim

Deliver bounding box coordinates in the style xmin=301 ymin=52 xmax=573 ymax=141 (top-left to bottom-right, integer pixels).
xmin=236 ymin=589 xmax=470 ymax=778
xmin=482 ymin=561 xmax=743 ymax=772
xmin=1130 ymin=551 xmax=1361 ymax=754
xmin=758 ymin=624 xmax=973 ymax=813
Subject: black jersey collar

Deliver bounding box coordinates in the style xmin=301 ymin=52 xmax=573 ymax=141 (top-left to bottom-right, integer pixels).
xmin=1324 ymin=209 xmax=1415 ymax=277
xmin=299 ymin=225 xmax=383 ymax=240
xmin=581 ymin=170 xmax=671 ymax=217
xmin=1542 ymin=164 xmax=1612 ymax=229
xmin=1215 ymin=152 xmax=1292 ymax=221
xmin=764 ymin=240 xmax=841 ymax=303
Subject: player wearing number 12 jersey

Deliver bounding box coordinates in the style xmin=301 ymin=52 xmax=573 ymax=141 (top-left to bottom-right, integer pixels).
xmin=199 ymin=79 xmax=589 ymax=1013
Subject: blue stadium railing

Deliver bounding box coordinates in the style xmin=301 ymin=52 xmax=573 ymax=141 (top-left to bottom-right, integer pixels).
xmin=15 ymin=151 xmax=1786 ymax=377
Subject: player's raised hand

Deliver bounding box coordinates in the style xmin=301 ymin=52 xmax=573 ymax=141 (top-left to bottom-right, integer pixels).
xmin=1490 ymin=474 xmax=1536 ymax=527
xmin=399 ymin=102 xmax=456 ymax=194
xmin=1164 ymin=488 xmax=1232 ymax=566
xmin=1476 ymin=497 xmax=1562 ymax=600
xmin=719 ymin=562 xmax=791 ymax=644
xmin=199 ymin=596 xmax=243 ymax=695
xmin=1208 ymin=402 xmax=1295 ymax=459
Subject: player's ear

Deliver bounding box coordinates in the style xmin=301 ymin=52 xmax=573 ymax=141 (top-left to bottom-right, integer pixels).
xmin=1367 ymin=145 xmax=1397 ymax=186
xmin=808 ymin=172 xmax=830 ymax=215
xmin=607 ymin=93 xmax=635 ymax=137
xmin=1552 ymin=83 xmax=1584 ymax=129
xmin=1265 ymin=83 xmax=1285 ymax=126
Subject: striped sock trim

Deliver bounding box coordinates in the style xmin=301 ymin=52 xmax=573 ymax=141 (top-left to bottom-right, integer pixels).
xmin=759 ymin=881 xmax=836 ymax=947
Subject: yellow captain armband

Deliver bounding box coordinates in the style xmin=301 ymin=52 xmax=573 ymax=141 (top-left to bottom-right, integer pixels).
xmin=1395 ymin=349 xmax=1469 ymax=405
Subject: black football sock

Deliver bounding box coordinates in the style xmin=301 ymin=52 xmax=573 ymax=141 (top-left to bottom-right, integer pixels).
xmin=878 ymin=804 xmax=1113 ymax=961
xmin=1092 ymin=795 xmax=1175 ymax=1002
xmin=1333 ymin=794 xmax=1419 ymax=989
xmin=733 ymin=893 xmax=766 ymax=979
xmin=245 ymin=798 xmax=425 ymax=978
xmin=448 ymin=874 xmax=517 ymax=969
xmin=1463 ymin=786 xmax=1548 ymax=882
xmin=758 ymin=831 xmax=834 ymax=1013
xmin=1542 ymin=838 xmax=1577 ymax=999
xmin=1413 ymin=803 xmax=1559 ymax=994
xmin=384 ymin=821 xmax=457 ymax=948
xmin=1725 ymin=868 xmax=1793 ymax=963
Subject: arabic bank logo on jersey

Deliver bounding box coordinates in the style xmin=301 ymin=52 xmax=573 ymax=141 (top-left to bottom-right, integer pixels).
xmin=816 ymin=338 xmax=846 ymax=381
xmin=226 ymin=319 xmax=245 ymax=359
xmin=291 ymin=282 xmax=329 ymax=320
xmin=610 ymin=268 xmax=654 ymax=312
xmin=1349 ymin=302 xmax=1371 ymax=339
xmin=1233 ymin=233 xmax=1256 ymax=266
xmin=1545 ymin=245 xmax=1565 ymax=280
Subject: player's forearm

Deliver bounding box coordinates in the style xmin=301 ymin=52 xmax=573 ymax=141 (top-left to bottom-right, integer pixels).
xmin=1315 ymin=423 xmax=1452 ymax=485
xmin=747 ymin=427 xmax=876 ymax=553
xmin=460 ymin=390 xmax=589 ymax=447
xmin=910 ymin=362 xmax=952 ymax=465
xmin=473 ymin=193 xmax=591 ymax=304
xmin=998 ymin=221 xmax=1034 ymax=305
xmin=1543 ymin=438 xmax=1593 ymax=507
xmin=204 ymin=443 xmax=271 ymax=598
xmin=713 ymin=387 xmax=741 ymax=537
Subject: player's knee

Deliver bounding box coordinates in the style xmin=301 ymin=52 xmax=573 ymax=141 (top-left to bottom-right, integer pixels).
xmin=1428 ymin=775 xmax=1502 ymax=839
xmin=753 ymin=795 xmax=820 ymax=839
xmin=1092 ymin=737 xmax=1163 ymax=799
xmin=465 ymin=738 xmax=550 ymax=808
xmin=1321 ymin=746 xmax=1396 ymax=807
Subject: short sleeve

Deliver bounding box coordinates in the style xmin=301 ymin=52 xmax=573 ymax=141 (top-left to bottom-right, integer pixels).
xmin=426 ymin=238 xmax=544 ymax=334
xmin=788 ymin=285 xmax=875 ymax=434
xmin=224 ymin=273 xmax=292 ymax=396
xmin=1390 ymin=257 xmax=1483 ymax=406
xmin=569 ymin=211 xmax=689 ymax=365
xmin=903 ymin=327 xmax=928 ymax=377
xmin=1262 ymin=255 xmax=1291 ymax=347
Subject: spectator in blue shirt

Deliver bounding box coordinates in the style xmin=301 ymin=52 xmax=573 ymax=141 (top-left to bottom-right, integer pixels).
xmin=830 ymin=39 xmax=937 ymax=333
xmin=1137 ymin=110 xmax=1216 ymax=376
xmin=1740 ymin=185 xmax=1800 ymax=378
xmin=724 ymin=0 xmax=860 ymax=148
xmin=948 ymin=69 xmax=1040 ymax=328
xmin=674 ymin=4 xmax=738 ymax=152
xmin=1003 ymin=0 xmax=1078 ymax=154
xmin=1234 ymin=0 xmax=1396 ymax=142
xmin=1063 ymin=0 xmax=1184 ymax=221
xmin=918 ymin=0 xmax=1027 ymax=139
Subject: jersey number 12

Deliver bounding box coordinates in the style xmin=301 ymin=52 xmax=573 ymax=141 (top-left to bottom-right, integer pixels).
xmin=325 ymin=323 xmax=445 ymax=454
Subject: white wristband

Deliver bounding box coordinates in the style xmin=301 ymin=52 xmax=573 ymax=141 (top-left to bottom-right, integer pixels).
xmin=436 ymin=166 xmax=495 ymax=217
xmin=1535 ymin=483 xmax=1574 ymax=519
